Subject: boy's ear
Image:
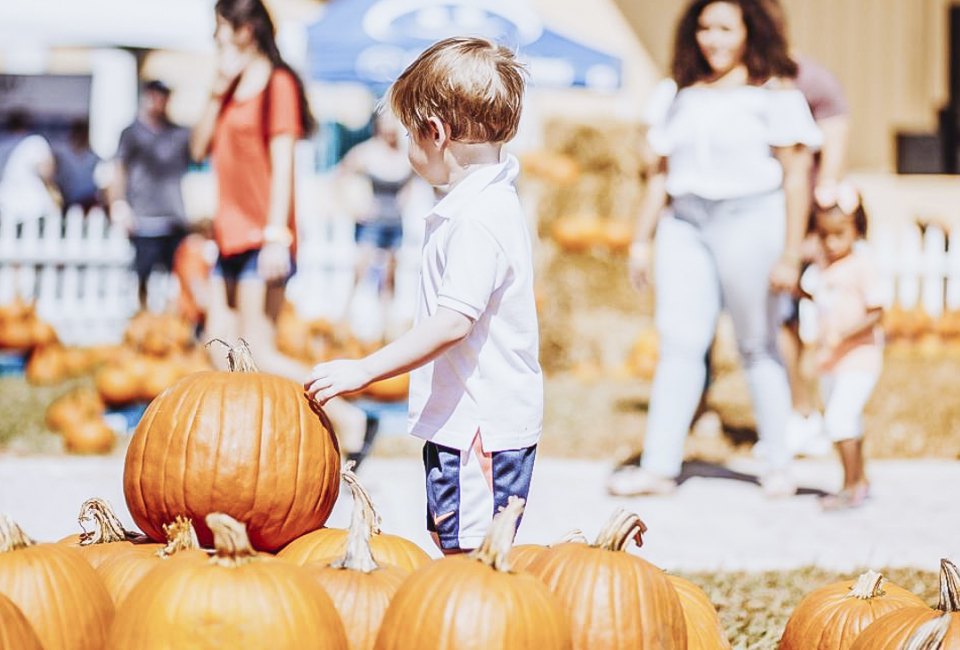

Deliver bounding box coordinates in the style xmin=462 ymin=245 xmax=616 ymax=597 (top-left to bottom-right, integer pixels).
xmin=426 ymin=116 xmax=449 ymax=149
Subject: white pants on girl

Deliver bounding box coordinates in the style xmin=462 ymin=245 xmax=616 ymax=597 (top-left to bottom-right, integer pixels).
xmin=641 ymin=190 xmax=793 ymax=477
xmin=820 ymin=371 xmax=880 ymax=441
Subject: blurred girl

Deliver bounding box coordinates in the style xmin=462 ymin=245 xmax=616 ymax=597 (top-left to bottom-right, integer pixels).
xmin=806 ymin=182 xmax=882 ymax=510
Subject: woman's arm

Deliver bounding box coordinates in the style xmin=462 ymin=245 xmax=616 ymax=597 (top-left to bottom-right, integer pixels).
xmin=771 ymin=144 xmax=814 ymax=292
xmin=628 ymin=156 xmax=668 ymax=288
xmin=189 ymin=96 xmax=222 ymax=163
xmin=257 ymin=133 xmax=297 ymax=281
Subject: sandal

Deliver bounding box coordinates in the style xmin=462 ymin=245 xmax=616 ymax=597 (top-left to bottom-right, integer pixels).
xmin=606 ymin=467 xmax=678 ymax=497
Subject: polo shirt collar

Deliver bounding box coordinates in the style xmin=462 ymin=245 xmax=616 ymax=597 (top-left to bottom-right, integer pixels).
xmin=430 ymin=154 xmax=519 ymax=220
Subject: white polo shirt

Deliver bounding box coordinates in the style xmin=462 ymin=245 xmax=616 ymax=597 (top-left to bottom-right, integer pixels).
xmin=408 ymin=154 xmax=543 ymax=452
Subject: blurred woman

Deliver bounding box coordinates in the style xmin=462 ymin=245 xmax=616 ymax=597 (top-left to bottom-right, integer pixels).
xmin=190 ymin=0 xmax=367 ymax=450
xmin=608 ymin=0 xmax=821 ymax=497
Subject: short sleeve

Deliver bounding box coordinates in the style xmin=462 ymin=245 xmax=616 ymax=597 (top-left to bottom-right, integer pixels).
xmin=116 ymin=126 xmax=134 ymax=164
xmin=795 ymin=57 xmax=849 ymax=122
xmin=644 ymin=78 xmax=678 ymax=156
xmin=268 ymin=69 xmax=303 ymax=138
xmin=766 ymin=88 xmax=823 ymax=149
xmin=437 ymin=218 xmax=505 ymax=321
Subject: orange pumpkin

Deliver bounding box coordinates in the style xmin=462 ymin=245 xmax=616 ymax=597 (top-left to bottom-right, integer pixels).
xmin=278 ymin=465 xmax=429 ymax=572
xmin=107 ymin=513 xmax=348 ymax=649
xmin=123 ymin=339 xmax=341 ymax=552
xmin=519 ymin=150 xmax=581 ymax=185
xmin=362 ymin=373 xmax=410 ymax=402
xmin=779 ymin=569 xmax=926 ymax=650
xmin=30 ymin=319 xmax=59 ymax=348
xmin=62 ymin=418 xmax=116 ymax=455
xmin=600 ymin=219 xmax=635 ymax=253
xmin=526 ymin=510 xmax=688 ymax=649
xmin=304 ymin=466 xmax=409 ymax=650
xmin=95 ymin=363 xmax=143 ymax=405
xmin=374 ymin=497 xmax=572 ymax=650
xmin=667 ymin=575 xmax=730 ymax=650
xmin=0 ymin=591 xmax=43 ymax=650
xmin=138 ymin=356 xmax=185 ymax=401
xmin=509 ymin=529 xmax=588 ymax=573
xmin=59 ymin=498 xmax=157 ymax=569
xmin=25 ymin=344 xmax=66 ymax=385
xmin=46 ymin=387 xmax=105 ymax=434
xmin=851 ymin=559 xmax=960 ymax=650
xmin=97 ymin=517 xmax=208 ymax=606
xmin=551 ymin=216 xmax=604 ymax=252
xmin=0 ymin=515 xmax=114 ymax=650
xmin=0 ymin=317 xmax=35 ymax=350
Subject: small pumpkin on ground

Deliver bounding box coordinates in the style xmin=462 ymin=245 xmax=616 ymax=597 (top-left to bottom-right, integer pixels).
xmin=779 ymin=569 xmax=926 ymax=650
xmin=374 ymin=497 xmax=572 ymax=650
xmin=59 ymin=498 xmax=156 ymax=569
xmin=123 ymin=339 xmax=342 ymax=552
xmin=25 ymin=344 xmax=66 ymax=385
xmin=526 ymin=509 xmax=688 ymax=649
xmin=62 ymin=418 xmax=116 ymax=454
xmin=667 ymin=574 xmax=731 ymax=650
xmin=305 ymin=464 xmax=409 ymax=650
xmin=850 ymin=559 xmax=960 ymax=649
xmin=0 ymin=591 xmax=43 ymax=650
xmin=0 ymin=514 xmax=114 ymax=650
xmin=278 ymin=467 xmax=429 ymax=572
xmin=97 ymin=516 xmax=208 ymax=605
xmin=107 ymin=513 xmax=348 ymax=650
xmin=45 ymin=387 xmax=105 ymax=434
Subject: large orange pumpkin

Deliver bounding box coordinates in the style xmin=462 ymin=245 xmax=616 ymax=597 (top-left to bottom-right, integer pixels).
xmin=0 ymin=515 xmax=114 ymax=650
xmin=0 ymin=592 xmax=43 ymax=650
xmin=779 ymin=569 xmax=926 ymax=650
xmin=374 ymin=497 xmax=572 ymax=650
xmin=667 ymin=575 xmax=730 ymax=650
xmin=851 ymin=559 xmax=960 ymax=649
xmin=305 ymin=466 xmax=409 ymax=650
xmin=123 ymin=339 xmax=341 ymax=551
xmin=526 ymin=509 xmax=688 ymax=649
xmin=277 ymin=466 xmax=429 ymax=571
xmin=97 ymin=516 xmax=208 ymax=605
xmin=107 ymin=513 xmax=348 ymax=649
xmin=59 ymin=498 xmax=157 ymax=569
xmin=509 ymin=529 xmax=588 ymax=573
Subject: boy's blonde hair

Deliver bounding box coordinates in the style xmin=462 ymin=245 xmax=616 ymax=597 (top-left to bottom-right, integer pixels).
xmin=387 ymin=37 xmax=526 ymax=144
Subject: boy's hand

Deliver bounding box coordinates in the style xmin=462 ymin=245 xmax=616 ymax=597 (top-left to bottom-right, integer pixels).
xmin=305 ymin=359 xmax=373 ymax=406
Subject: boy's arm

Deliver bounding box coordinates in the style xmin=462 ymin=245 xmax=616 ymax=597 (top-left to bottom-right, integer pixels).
xmin=304 ymin=307 xmax=472 ymax=405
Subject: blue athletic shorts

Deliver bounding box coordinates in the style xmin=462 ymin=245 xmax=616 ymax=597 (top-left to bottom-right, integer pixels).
xmin=422 ymin=438 xmax=537 ymax=551
xmin=355 ymin=221 xmax=403 ymax=250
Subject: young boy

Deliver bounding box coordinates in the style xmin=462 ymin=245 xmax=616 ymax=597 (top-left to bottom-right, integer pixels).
xmin=304 ymin=37 xmax=541 ymax=553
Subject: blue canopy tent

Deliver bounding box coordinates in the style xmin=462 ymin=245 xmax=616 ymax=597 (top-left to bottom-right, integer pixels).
xmin=306 ymin=0 xmax=622 ymax=92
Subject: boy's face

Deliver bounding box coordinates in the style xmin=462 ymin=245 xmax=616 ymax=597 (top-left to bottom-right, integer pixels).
xmin=406 ymin=119 xmax=449 ymax=187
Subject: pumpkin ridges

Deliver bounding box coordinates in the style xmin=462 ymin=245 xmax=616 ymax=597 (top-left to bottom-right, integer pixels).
xmin=667 ymin=574 xmax=730 ymax=650
xmin=0 ymin=592 xmax=43 ymax=650
xmin=905 ymin=614 xmax=952 ymax=650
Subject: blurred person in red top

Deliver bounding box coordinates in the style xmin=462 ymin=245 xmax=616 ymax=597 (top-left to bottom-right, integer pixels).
xmin=190 ymin=0 xmax=368 ymax=450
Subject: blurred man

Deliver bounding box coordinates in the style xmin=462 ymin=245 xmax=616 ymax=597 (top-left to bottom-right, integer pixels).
xmin=110 ymin=80 xmax=191 ymax=307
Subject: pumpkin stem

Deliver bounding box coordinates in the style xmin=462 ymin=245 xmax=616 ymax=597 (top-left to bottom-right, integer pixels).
xmin=206 ymin=513 xmax=259 ymax=567
xmin=470 ymin=496 xmax=525 ymax=573
xmin=329 ymin=464 xmax=380 ymax=573
xmin=593 ymin=509 xmax=648 ymax=552
xmin=77 ymin=497 xmax=137 ymax=545
xmin=847 ymin=570 xmax=886 ymax=600
xmin=205 ymin=338 xmax=259 ymax=373
xmin=938 ymin=558 xmax=960 ymax=612
xmin=559 ymin=528 xmax=588 ymax=544
xmin=0 ymin=515 xmax=35 ymax=553
xmin=903 ymin=613 xmax=952 ymax=650
xmin=156 ymin=516 xmax=201 ymax=559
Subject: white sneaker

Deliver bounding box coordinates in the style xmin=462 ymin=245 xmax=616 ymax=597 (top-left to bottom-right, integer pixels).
xmin=607 ymin=467 xmax=678 ymax=497
xmin=760 ymin=470 xmax=797 ymax=498
xmin=787 ymin=411 xmax=828 ymax=457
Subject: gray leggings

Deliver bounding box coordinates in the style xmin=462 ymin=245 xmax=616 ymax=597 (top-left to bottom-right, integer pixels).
xmin=642 ymin=190 xmax=792 ymax=477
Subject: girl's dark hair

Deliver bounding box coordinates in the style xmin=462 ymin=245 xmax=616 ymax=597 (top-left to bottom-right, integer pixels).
xmin=672 ymin=0 xmax=797 ymax=88
xmin=851 ymin=202 xmax=868 ymax=237
xmin=215 ymin=0 xmax=316 ymax=136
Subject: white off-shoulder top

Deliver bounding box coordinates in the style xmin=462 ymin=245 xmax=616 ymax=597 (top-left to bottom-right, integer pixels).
xmin=645 ymin=78 xmax=823 ymax=200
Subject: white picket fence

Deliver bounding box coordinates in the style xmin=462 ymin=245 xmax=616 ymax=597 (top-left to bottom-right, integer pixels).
xmin=0 ymin=198 xmax=425 ymax=347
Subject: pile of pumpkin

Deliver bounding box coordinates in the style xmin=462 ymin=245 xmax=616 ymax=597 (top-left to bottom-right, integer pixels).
xmin=0 ymin=298 xmax=59 ymax=356
xmin=275 ymin=302 xmax=410 ymax=402
xmin=3 ymin=339 xmax=959 ymax=649
xmin=884 ymin=303 xmax=960 ymax=359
